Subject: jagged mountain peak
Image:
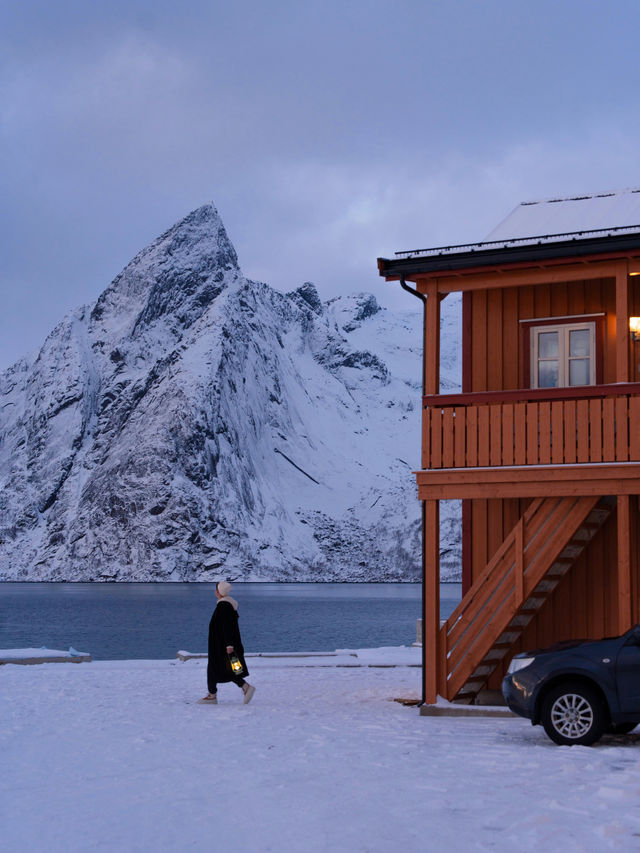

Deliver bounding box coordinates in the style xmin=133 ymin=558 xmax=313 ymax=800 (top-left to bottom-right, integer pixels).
xmin=287 ymin=282 xmax=324 ymax=315
xmin=327 ymin=292 xmax=382 ymax=333
xmin=90 ymin=202 xmax=240 ymax=339
xmin=0 ymin=203 xmax=462 ymax=582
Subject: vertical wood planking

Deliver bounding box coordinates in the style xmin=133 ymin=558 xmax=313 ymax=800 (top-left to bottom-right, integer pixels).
xmin=535 ymin=281 xmax=551 ymax=318
xmin=467 ymin=406 xmax=478 ymax=467
xmin=591 ymin=278 xmax=617 ymax=384
xmin=616 ymin=397 xmax=629 ymax=461
xmin=564 ymin=400 xmax=577 ymax=463
xmin=490 ymin=404 xmax=502 ymax=465
xmin=422 ymin=408 xmax=431 ymax=469
xmin=567 ymin=278 xmax=586 ymax=316
xmin=473 ymin=499 xmax=488 ymax=585
xmin=551 ymin=401 xmax=565 ymax=464
xmin=472 ymin=291 xmax=487 ymax=391
xmin=631 ymin=397 xmax=640 ymax=460
xmin=442 ymin=408 xmax=454 ymax=468
xmin=454 ymin=407 xmax=466 ymax=468
xmin=526 ymin=402 xmax=538 ymax=464
xmin=602 ymin=398 xmax=616 ymax=462
xmin=589 ymin=398 xmax=602 ymax=463
xmin=502 ymin=288 xmax=519 ymax=389
xmin=514 ymin=403 xmax=527 ymax=465
xmin=576 ymin=399 xmax=589 ymax=462
xmin=431 ymin=408 xmax=442 ymax=468
xmin=538 ymin=402 xmax=551 ymax=464
xmin=551 ymin=280 xmax=569 ymax=317
xmin=616 ymin=265 xmax=630 ymax=383
xmin=487 ymin=498 xmax=506 ymax=562
xmin=487 ymin=289 xmax=503 ymax=390
xmin=518 ymin=286 xmax=535 ymax=387
xmin=502 ymin=404 xmax=514 ymax=466
xmin=478 ymin=406 xmax=490 ymax=466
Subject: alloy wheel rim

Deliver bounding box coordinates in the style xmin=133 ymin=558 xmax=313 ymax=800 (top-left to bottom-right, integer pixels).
xmin=551 ymin=693 xmax=594 ymax=739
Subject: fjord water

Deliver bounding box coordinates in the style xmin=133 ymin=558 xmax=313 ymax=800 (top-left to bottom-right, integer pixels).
xmin=0 ymin=583 xmax=461 ymax=660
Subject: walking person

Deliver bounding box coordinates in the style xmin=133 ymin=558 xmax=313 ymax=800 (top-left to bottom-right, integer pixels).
xmin=201 ymin=580 xmax=256 ymax=704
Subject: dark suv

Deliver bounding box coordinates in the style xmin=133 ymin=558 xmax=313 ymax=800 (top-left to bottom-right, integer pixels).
xmin=502 ymin=624 xmax=640 ymax=745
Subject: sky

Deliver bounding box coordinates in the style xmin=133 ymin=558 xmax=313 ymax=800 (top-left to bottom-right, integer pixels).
xmin=3 ymin=0 xmax=640 ymax=370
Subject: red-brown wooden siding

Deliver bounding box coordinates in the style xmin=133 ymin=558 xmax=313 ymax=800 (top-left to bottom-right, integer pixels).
xmin=458 ymin=273 xmax=640 ymax=671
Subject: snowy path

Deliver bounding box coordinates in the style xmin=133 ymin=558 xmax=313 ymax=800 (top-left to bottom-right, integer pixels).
xmin=2 ymin=656 xmax=640 ymax=852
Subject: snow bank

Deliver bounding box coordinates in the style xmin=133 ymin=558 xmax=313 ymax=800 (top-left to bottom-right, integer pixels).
xmin=2 ymin=654 xmax=639 ymax=851
xmin=0 ymin=646 xmax=91 ymax=664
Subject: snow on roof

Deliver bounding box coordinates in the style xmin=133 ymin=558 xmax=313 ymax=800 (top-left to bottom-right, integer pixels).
xmin=486 ymin=186 xmax=640 ymax=242
xmin=393 ymin=186 xmax=640 ymax=261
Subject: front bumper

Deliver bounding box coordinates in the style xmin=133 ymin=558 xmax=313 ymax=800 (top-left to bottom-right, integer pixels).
xmin=502 ymin=673 xmax=535 ymax=720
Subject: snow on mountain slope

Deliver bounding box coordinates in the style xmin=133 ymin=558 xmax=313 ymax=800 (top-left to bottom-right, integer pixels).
xmin=0 ymin=205 xmax=461 ymax=581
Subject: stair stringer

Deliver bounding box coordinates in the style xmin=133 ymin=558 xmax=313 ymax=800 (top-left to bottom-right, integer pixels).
xmin=438 ymin=495 xmax=613 ymax=703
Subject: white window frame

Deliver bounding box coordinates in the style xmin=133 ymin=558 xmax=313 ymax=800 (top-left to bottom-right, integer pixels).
xmin=530 ymin=321 xmax=596 ymax=388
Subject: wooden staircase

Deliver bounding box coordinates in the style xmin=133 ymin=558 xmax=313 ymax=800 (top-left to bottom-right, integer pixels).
xmin=438 ymin=495 xmax=615 ymax=703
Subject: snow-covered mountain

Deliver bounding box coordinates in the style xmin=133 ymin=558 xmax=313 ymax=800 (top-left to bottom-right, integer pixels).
xmin=0 ymin=205 xmax=461 ymax=581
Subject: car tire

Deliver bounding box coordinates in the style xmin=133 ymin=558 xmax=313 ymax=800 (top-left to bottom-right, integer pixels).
xmin=541 ymin=682 xmax=606 ymax=746
xmin=607 ymin=722 xmax=638 ymax=735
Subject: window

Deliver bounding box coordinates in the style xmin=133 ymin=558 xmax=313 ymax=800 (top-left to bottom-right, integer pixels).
xmin=530 ymin=322 xmax=596 ymax=388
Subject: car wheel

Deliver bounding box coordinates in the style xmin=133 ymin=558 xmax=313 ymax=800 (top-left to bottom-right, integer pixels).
xmin=541 ymin=682 xmax=606 ymax=746
xmin=607 ymin=722 xmax=638 ymax=735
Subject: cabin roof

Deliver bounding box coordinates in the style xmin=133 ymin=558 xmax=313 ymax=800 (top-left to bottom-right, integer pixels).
xmin=378 ymin=187 xmax=640 ymax=278
xmin=487 ymin=187 xmax=640 ymax=241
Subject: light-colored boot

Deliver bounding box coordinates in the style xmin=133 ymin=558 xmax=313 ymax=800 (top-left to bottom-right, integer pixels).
xmin=242 ymin=683 xmax=256 ymax=704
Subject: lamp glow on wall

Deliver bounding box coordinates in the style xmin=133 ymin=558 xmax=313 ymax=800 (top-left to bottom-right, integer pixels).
xmin=630 ymin=317 xmax=640 ymax=342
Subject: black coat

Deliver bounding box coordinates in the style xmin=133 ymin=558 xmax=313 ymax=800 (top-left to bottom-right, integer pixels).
xmin=207 ymin=600 xmax=249 ymax=682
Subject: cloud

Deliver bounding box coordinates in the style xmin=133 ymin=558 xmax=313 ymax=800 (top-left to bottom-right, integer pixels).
xmin=3 ymin=1 xmax=640 ymax=369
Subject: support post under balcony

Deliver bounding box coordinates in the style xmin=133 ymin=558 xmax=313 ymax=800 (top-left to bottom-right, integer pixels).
xmin=617 ymin=495 xmax=633 ymax=634
xmin=424 ymin=499 xmax=440 ymax=704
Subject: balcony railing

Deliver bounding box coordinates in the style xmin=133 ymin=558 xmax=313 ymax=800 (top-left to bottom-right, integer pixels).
xmin=422 ymin=383 xmax=640 ymax=470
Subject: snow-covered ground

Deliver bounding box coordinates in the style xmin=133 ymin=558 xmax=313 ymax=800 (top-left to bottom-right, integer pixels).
xmin=3 ymin=652 xmax=639 ymax=852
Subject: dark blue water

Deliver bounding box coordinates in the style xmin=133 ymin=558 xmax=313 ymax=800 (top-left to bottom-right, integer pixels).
xmin=0 ymin=582 xmax=462 ymax=660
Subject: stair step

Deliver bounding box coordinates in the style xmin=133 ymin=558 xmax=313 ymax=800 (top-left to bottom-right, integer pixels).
xmin=495 ymin=631 xmax=519 ymax=644
xmin=585 ymin=509 xmax=611 ymax=524
xmin=481 ymin=648 xmax=510 ymax=661
xmin=469 ymin=666 xmax=494 ymax=677
xmin=532 ymin=579 xmax=560 ymax=593
xmin=557 ymin=544 xmax=585 ymax=559
xmin=507 ymin=613 xmax=535 ymax=628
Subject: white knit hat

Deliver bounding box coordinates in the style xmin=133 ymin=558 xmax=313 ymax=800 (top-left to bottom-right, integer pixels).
xmin=216 ymin=580 xmax=232 ymax=597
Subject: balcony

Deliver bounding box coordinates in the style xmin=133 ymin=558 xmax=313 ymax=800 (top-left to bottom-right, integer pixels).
xmin=422 ymin=383 xmax=640 ymax=469
xmin=417 ymin=383 xmax=640 ymax=500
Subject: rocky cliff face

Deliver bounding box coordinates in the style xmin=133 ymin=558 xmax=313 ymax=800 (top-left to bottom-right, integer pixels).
xmin=0 ymin=205 xmax=461 ymax=581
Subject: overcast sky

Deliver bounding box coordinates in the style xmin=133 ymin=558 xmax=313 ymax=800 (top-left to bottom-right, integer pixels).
xmin=2 ymin=0 xmax=640 ymax=370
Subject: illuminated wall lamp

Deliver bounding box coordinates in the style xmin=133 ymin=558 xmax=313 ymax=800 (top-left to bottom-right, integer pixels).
xmin=630 ymin=317 xmax=640 ymax=342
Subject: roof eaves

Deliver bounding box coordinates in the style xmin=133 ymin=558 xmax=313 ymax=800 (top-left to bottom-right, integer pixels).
xmin=379 ymin=229 xmax=640 ymax=278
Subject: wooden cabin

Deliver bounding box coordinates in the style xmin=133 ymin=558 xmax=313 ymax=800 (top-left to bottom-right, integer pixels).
xmin=378 ymin=188 xmax=640 ymax=705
